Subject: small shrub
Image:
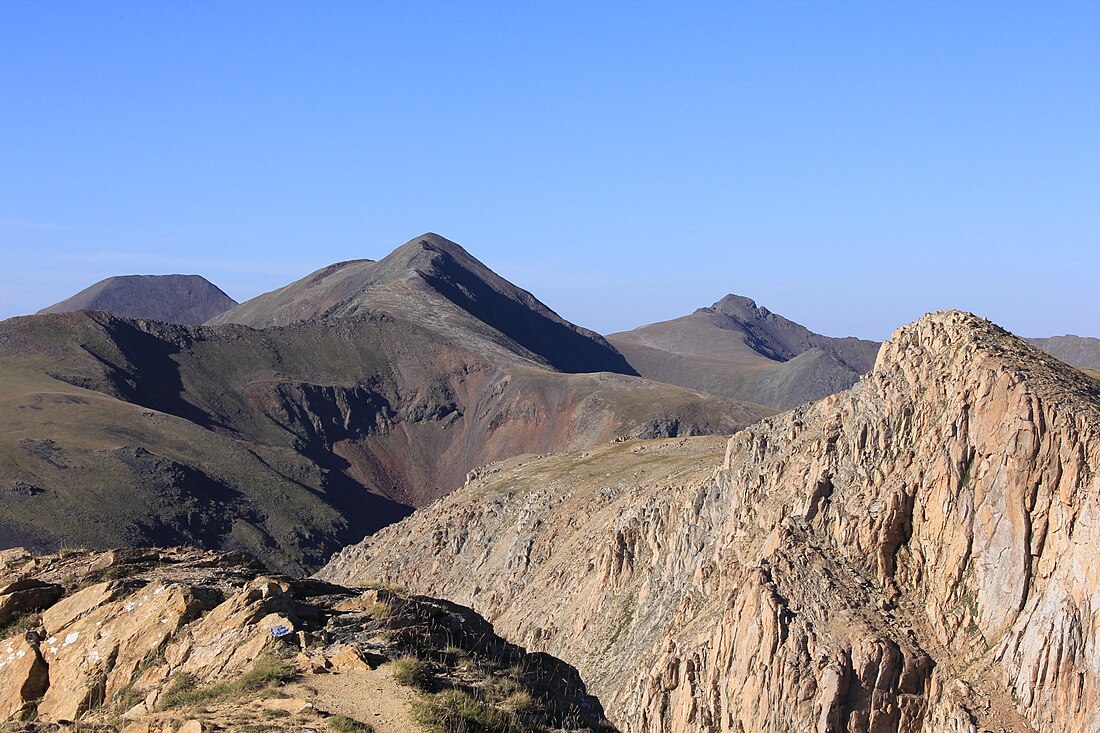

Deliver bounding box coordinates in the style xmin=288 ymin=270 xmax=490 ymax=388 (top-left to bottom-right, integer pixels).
xmin=412 ymin=690 xmax=526 ymax=733
xmin=391 ymin=656 xmax=434 ymax=690
xmin=329 ymin=714 xmax=376 ymax=732
xmin=0 ymin=612 xmax=41 ymax=641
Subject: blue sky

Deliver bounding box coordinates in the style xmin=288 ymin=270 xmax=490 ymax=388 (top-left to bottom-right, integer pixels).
xmin=1 ymin=0 xmax=1097 ymax=340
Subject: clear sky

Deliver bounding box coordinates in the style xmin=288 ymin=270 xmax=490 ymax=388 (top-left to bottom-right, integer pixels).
xmin=1 ymin=0 xmax=1097 ymax=340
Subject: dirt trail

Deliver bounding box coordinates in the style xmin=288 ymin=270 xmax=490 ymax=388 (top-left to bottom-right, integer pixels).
xmin=286 ymin=665 xmax=423 ymax=732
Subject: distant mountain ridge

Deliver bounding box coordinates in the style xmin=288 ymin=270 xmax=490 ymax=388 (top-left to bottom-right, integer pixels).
xmin=608 ymin=294 xmax=881 ymax=410
xmin=1026 ymin=334 xmax=1100 ymax=370
xmin=0 ymin=234 xmax=771 ymax=573
xmin=210 ymin=233 xmax=636 ymax=375
xmin=38 ymin=274 xmax=237 ymax=325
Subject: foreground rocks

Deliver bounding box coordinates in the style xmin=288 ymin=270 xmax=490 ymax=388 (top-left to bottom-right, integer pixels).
xmin=322 ymin=311 xmax=1100 ymax=733
xmin=0 ymin=546 xmax=612 ymax=732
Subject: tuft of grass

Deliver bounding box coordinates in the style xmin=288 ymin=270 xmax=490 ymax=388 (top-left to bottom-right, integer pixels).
xmin=239 ymin=655 xmax=296 ymax=692
xmin=482 ymin=675 xmax=522 ymax=702
xmin=501 ymin=690 xmax=537 ymax=713
xmin=112 ymin=682 xmax=144 ymax=712
xmin=390 ymin=655 xmax=434 ymax=690
xmin=159 ymin=655 xmax=295 ymax=710
xmin=364 ymin=601 xmax=392 ymax=622
xmin=329 ymin=714 xmax=376 ymax=732
xmin=412 ymin=690 xmax=528 ymax=733
xmin=0 ymin=612 xmax=40 ymax=641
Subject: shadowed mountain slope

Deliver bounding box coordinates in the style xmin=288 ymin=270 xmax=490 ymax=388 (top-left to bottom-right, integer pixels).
xmin=607 ymin=294 xmax=880 ymax=410
xmin=211 ymin=233 xmax=637 ymax=375
xmin=38 ymin=274 xmax=237 ymax=325
xmin=1027 ymin=334 xmax=1100 ymax=370
xmin=324 ymin=311 xmax=1100 ymax=733
xmin=0 ymin=291 xmax=770 ymax=573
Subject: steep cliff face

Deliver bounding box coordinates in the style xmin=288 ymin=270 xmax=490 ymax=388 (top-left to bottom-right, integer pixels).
xmin=321 ymin=311 xmax=1100 ymax=733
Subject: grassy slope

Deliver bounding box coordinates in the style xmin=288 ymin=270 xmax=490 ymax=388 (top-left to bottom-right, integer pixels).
xmin=0 ymin=311 xmax=771 ymax=571
xmin=0 ymin=354 xmax=369 ymax=573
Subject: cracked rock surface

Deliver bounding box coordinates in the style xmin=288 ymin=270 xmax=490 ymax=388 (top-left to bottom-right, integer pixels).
xmin=322 ymin=311 xmax=1100 ymax=733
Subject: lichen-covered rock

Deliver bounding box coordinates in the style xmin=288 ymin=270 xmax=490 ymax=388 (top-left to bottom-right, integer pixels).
xmin=322 ymin=311 xmax=1100 ymax=733
xmin=0 ymin=636 xmax=48 ymax=720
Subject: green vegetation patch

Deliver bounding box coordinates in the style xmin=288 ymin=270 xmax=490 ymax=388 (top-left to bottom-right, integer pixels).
xmin=159 ymin=655 xmax=295 ymax=710
xmin=390 ymin=655 xmax=435 ymax=690
xmin=328 ymin=715 xmax=376 ymax=733
xmin=411 ymin=690 xmax=531 ymax=733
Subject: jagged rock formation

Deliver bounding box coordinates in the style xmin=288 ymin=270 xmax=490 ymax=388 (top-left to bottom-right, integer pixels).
xmin=322 ymin=311 xmax=1100 ymax=733
xmin=0 ymin=546 xmax=612 ymax=732
xmin=37 ymin=275 xmax=237 ymax=325
xmin=608 ymin=294 xmax=880 ymax=410
xmin=0 ymin=235 xmax=772 ymax=573
xmin=1027 ymin=334 xmax=1100 ymax=370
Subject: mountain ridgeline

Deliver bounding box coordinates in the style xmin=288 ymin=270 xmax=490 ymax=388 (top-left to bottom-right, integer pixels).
xmin=209 ymin=233 xmax=636 ymax=376
xmin=0 ymin=234 xmax=771 ymax=574
xmin=323 ymin=311 xmax=1100 ymax=733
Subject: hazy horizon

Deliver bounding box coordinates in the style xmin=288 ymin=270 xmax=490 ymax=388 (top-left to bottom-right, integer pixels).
xmin=2 ymin=1 xmax=1097 ymax=341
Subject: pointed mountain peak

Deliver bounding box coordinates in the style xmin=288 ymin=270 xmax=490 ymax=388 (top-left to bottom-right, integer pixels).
xmin=211 ymin=233 xmax=637 ymax=376
xmin=711 ymin=293 xmax=761 ymax=313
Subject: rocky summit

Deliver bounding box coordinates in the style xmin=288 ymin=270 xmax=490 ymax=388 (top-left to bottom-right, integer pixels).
xmin=321 ymin=311 xmax=1100 ymax=733
xmin=0 ymin=546 xmax=613 ymax=732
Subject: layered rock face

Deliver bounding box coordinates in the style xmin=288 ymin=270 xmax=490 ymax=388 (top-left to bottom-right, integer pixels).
xmin=322 ymin=311 xmax=1100 ymax=733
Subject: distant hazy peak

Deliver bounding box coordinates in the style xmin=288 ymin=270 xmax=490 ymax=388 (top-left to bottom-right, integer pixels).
xmin=1025 ymin=333 xmax=1100 ymax=370
xmin=38 ymin=274 xmax=237 ymax=325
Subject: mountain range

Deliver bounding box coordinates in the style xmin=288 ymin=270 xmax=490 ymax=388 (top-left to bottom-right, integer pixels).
xmin=0 ymin=235 xmax=770 ymax=573
xmin=608 ymin=294 xmax=881 ymax=409
xmin=2 ymin=233 xmax=1100 ymax=732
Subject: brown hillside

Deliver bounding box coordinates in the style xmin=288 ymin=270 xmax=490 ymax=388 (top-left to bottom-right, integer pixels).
xmin=0 ymin=301 xmax=770 ymax=573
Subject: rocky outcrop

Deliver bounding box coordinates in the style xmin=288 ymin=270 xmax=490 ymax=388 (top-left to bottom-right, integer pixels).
xmin=322 ymin=311 xmax=1100 ymax=733
xmin=0 ymin=546 xmax=613 ymax=731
